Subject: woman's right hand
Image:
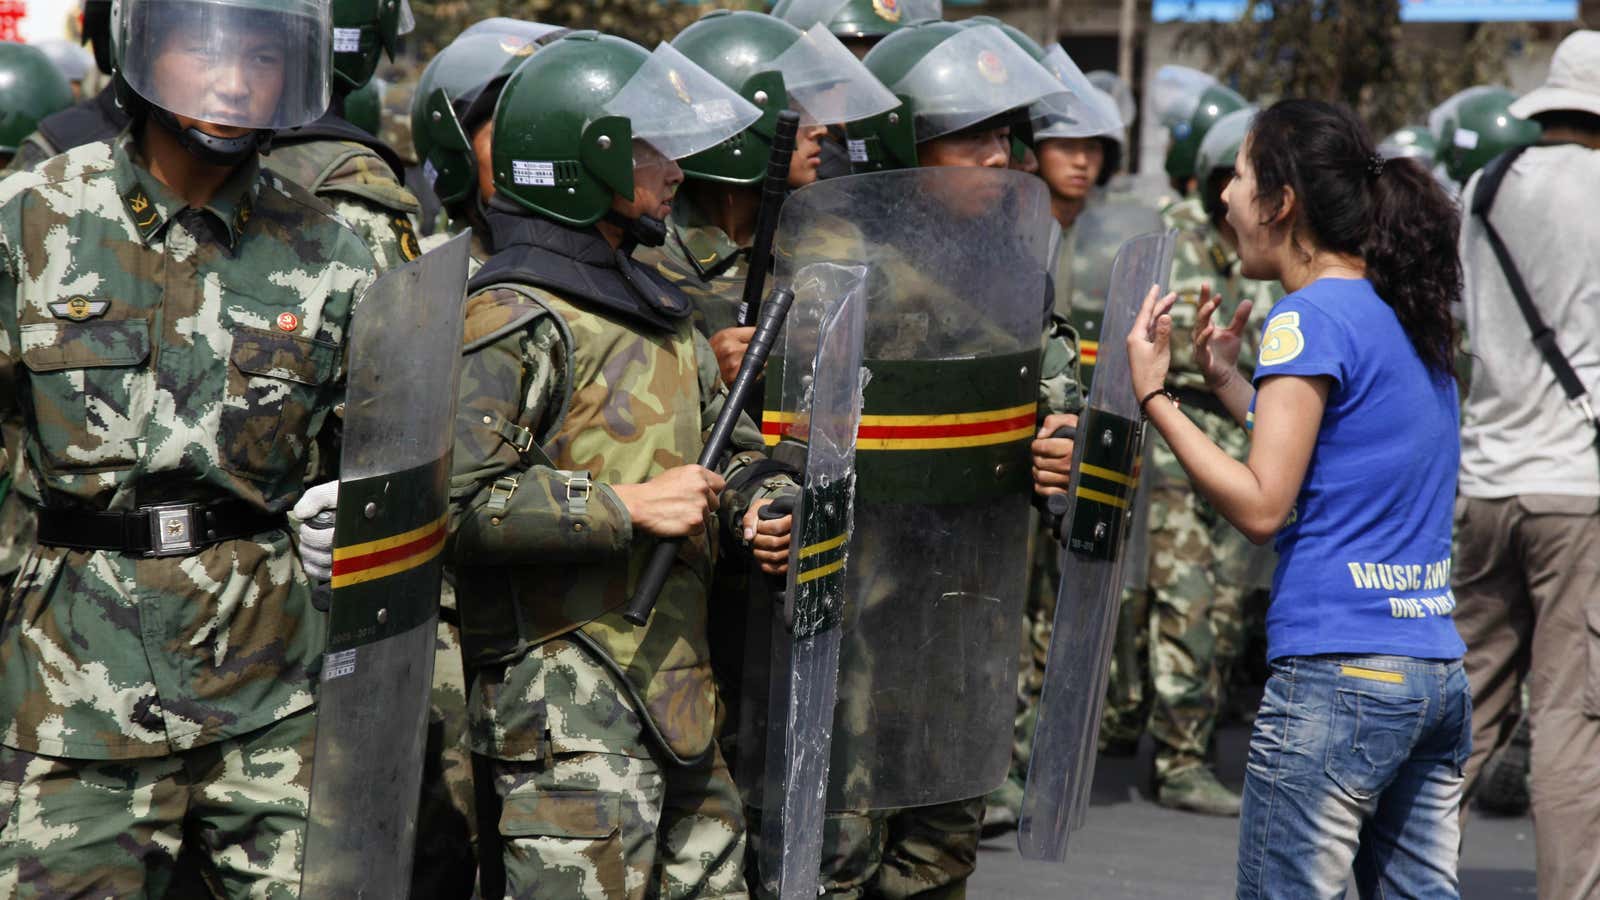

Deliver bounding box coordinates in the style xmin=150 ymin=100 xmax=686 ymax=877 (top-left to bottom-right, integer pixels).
xmin=1193 ymin=284 xmax=1252 ymax=391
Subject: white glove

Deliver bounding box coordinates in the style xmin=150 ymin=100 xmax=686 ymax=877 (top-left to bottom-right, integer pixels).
xmin=292 ymin=480 xmax=340 ymax=581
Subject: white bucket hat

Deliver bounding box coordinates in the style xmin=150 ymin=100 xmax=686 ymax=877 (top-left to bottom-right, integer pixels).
xmin=1508 ymin=30 xmax=1600 ymax=120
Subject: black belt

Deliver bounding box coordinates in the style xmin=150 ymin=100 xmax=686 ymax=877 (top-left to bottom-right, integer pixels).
xmin=1173 ymin=387 xmax=1231 ymax=419
xmin=36 ymin=499 xmax=286 ymax=557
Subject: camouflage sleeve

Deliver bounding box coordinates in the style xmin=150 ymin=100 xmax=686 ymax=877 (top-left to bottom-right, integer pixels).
xmin=2 ymin=135 xmax=54 ymax=176
xmin=1039 ymin=314 xmax=1086 ymax=417
xmin=448 ymin=296 xmax=632 ymax=566
xmin=692 ymin=329 xmax=795 ymax=536
xmin=0 ymin=193 xmax=21 ymax=467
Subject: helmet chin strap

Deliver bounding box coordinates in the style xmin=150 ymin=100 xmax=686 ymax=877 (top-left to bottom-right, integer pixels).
xmin=150 ymin=107 xmax=269 ymax=167
xmin=603 ymin=208 xmax=668 ymax=248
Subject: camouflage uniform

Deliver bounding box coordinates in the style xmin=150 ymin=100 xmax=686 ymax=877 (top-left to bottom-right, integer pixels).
xmin=0 ymin=135 xmax=375 ymax=896
xmin=450 ymin=208 xmax=791 ymax=898
xmin=262 ymin=129 xmax=424 ymax=273
xmin=1139 ymin=196 xmax=1278 ymax=784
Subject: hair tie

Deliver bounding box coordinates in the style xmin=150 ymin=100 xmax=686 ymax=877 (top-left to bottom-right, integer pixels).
xmin=1367 ymin=154 xmax=1386 ymax=178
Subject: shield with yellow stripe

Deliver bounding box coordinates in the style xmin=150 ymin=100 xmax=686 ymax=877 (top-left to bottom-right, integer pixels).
xmin=758 ymin=167 xmax=1057 ymax=813
xmin=744 ymin=261 xmax=868 ymax=900
xmin=301 ymin=232 xmax=472 ymax=898
xmin=1019 ymin=227 xmax=1176 ymax=863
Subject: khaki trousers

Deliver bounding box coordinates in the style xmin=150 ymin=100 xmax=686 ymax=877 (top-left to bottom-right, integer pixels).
xmin=1453 ymin=494 xmax=1600 ymax=900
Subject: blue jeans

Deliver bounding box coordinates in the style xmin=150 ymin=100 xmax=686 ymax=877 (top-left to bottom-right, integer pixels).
xmin=1236 ymin=655 xmax=1471 ymax=899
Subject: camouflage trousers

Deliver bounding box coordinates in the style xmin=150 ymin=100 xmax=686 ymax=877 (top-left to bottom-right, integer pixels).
xmin=481 ymin=641 xmax=747 ymax=900
xmin=783 ymin=799 xmax=981 ymax=900
xmin=0 ymin=708 xmax=314 ymax=899
xmin=1128 ymin=409 xmax=1258 ymax=782
xmin=412 ymin=580 xmax=478 ymax=900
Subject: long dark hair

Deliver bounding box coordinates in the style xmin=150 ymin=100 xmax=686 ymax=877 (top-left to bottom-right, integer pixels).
xmin=1246 ymin=99 xmax=1461 ymax=378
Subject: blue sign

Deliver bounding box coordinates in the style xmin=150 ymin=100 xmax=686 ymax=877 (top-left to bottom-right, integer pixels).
xmin=1399 ymin=0 xmax=1576 ymax=20
xmin=1154 ymin=0 xmax=1574 ymax=20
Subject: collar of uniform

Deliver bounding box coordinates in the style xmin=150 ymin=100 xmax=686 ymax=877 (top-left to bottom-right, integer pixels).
xmin=114 ymin=133 xmax=261 ymax=252
xmin=668 ymin=195 xmax=747 ymax=280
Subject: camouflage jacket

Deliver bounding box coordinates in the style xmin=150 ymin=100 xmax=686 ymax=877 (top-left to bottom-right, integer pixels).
xmin=449 ymin=216 xmax=785 ymax=764
xmin=264 ymin=127 xmax=424 ymax=273
xmin=634 ymin=202 xmax=750 ymax=341
xmin=0 ymin=134 xmax=376 ymax=760
xmin=1161 ymin=196 xmax=1281 ymax=394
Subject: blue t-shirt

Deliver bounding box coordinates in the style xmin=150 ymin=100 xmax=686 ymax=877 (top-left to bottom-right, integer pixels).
xmin=1248 ymin=278 xmax=1464 ymax=662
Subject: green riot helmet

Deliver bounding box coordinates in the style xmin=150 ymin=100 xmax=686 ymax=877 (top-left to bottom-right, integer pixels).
xmin=0 ymin=43 xmax=74 ymax=157
xmin=1377 ymin=124 xmax=1438 ymax=166
xmin=329 ymin=0 xmax=416 ymax=93
xmin=671 ymin=10 xmax=896 ymax=184
xmin=113 ymin=0 xmax=334 ymax=164
xmin=1086 ymin=69 xmax=1135 ymax=128
xmin=412 ymin=22 xmax=568 ymax=212
xmin=490 ymin=32 xmax=759 ymax=228
xmin=775 ymin=0 xmax=942 ymax=41
xmin=83 ymin=0 xmax=115 ymax=75
xmin=344 ymin=76 xmax=382 ymax=135
xmin=1028 ymin=45 xmax=1126 ymax=182
xmin=1193 ymin=105 xmax=1254 ymax=225
xmin=1150 ymin=65 xmax=1247 ymax=185
xmin=1430 ymin=86 xmax=1541 ymax=185
xmin=848 ymin=21 xmax=1063 ymax=172
xmin=954 ymin=16 xmax=1045 ymax=160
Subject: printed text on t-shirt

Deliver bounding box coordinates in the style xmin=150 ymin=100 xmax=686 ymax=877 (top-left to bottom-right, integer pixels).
xmin=1346 ymin=558 xmax=1456 ymax=619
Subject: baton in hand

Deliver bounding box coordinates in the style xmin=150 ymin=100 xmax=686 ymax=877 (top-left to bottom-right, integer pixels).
xmin=623 ymin=286 xmax=799 ymax=625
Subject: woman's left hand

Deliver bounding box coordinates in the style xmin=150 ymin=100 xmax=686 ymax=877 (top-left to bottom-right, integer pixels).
xmin=1127 ymin=284 xmax=1179 ymax=401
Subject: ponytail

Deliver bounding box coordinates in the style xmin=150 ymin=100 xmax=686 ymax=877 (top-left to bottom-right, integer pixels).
xmin=1247 ymin=100 xmax=1461 ymax=379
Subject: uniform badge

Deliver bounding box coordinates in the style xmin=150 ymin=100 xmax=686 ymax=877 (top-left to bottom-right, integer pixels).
xmin=977 ymin=50 xmax=1009 ymax=85
xmin=873 ymin=0 xmax=901 ymax=22
xmin=392 ymin=216 xmax=421 ymax=261
xmin=49 ymin=296 xmax=110 ymax=321
xmin=277 ymin=311 xmax=301 ymax=333
xmin=122 ymin=187 xmax=163 ymax=239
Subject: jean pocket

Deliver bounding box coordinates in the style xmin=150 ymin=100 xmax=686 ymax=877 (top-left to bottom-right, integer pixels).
xmin=1324 ymin=687 xmax=1428 ymax=801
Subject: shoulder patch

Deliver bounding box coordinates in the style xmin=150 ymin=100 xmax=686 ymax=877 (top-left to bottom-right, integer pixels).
xmin=391 ymin=215 xmax=421 ymax=261
xmin=462 ymin=284 xmax=556 ymax=353
xmin=1259 ymin=310 xmax=1305 ymax=366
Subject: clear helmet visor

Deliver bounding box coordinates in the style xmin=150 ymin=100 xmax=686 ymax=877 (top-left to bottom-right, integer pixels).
xmin=772 ymin=25 xmax=899 ymax=125
xmin=777 ymin=0 xmax=942 ymax=32
xmin=1149 ymin=64 xmax=1217 ymax=128
xmin=36 ymin=39 xmax=95 ymax=82
xmin=602 ymin=42 xmax=761 ymax=161
xmin=1086 ymin=69 xmax=1136 ymax=124
xmin=893 ymin=24 xmax=1062 ymax=143
xmin=117 ymin=0 xmax=331 ymax=130
xmin=459 ymin=17 xmax=567 ymax=44
xmin=397 ymin=0 xmax=415 ymax=36
xmin=1029 ymin=44 xmax=1125 ymax=140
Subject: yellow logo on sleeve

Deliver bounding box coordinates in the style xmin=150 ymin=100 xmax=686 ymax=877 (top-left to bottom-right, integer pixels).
xmin=1260 ymin=311 xmax=1305 ymax=365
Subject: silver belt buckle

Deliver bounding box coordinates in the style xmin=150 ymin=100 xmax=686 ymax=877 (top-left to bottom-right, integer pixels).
xmin=146 ymin=503 xmax=201 ymax=557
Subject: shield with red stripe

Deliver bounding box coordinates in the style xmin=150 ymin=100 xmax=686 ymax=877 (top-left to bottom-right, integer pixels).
xmin=751 ymin=167 xmax=1057 ymax=813
xmin=301 ymin=232 xmax=472 ymax=898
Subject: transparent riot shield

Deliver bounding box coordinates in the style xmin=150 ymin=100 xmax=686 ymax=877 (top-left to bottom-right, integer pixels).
xmin=1018 ymin=230 xmax=1176 ymax=862
xmin=749 ymin=167 xmax=1056 ymax=811
xmin=300 ymin=232 xmax=472 ymax=898
xmin=748 ymin=262 xmax=869 ymax=900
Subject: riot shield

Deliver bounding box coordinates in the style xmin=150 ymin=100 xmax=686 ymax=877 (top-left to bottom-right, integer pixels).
xmin=300 ymin=232 xmax=472 ymax=898
xmin=1060 ymin=199 xmax=1168 ymax=386
xmin=751 ymin=167 xmax=1056 ymax=811
xmin=1018 ymin=229 xmax=1175 ymax=862
xmin=746 ymin=261 xmax=869 ymax=900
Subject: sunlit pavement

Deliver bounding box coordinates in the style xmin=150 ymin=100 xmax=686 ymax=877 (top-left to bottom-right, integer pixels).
xmin=971 ymin=723 xmax=1536 ymax=899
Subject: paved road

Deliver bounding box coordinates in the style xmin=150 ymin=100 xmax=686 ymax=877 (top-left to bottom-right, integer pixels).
xmin=970 ymin=725 xmax=1536 ymax=899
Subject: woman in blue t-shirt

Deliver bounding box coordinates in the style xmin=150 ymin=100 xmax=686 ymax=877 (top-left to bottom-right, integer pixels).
xmin=1127 ymin=99 xmax=1469 ymax=898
